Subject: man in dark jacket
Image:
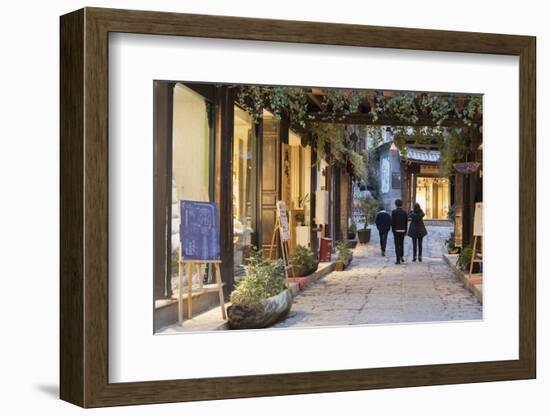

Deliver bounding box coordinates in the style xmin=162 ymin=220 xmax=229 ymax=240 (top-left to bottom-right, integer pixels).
xmin=391 ymin=199 xmax=408 ymax=264
xmin=375 ymin=205 xmax=391 ymax=256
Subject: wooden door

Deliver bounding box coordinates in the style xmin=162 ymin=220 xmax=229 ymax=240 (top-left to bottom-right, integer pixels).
xmin=260 ymin=116 xmax=281 ymax=254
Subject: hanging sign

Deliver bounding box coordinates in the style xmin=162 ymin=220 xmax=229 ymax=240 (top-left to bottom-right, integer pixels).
xmin=179 ymin=200 xmax=220 ymax=260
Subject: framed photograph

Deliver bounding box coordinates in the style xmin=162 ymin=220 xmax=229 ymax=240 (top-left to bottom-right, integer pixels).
xmin=60 ymin=7 xmax=536 ymax=408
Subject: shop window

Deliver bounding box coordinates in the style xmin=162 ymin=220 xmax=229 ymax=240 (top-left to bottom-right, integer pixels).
xmin=171 ymin=83 xmax=213 ymax=282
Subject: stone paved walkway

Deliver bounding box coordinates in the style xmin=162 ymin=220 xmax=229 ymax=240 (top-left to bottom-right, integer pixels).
xmin=273 ymin=225 xmax=482 ymax=328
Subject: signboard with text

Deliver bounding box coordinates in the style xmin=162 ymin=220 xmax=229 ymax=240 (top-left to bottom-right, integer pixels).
xmin=179 ymin=200 xmax=220 ymax=260
xmin=276 ymin=201 xmax=290 ymax=242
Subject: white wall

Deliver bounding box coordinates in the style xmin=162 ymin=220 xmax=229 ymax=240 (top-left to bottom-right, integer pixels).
xmin=0 ymin=0 xmax=546 ymax=415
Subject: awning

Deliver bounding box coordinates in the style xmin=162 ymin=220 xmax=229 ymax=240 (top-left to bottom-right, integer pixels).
xmin=402 ymin=147 xmax=441 ymax=164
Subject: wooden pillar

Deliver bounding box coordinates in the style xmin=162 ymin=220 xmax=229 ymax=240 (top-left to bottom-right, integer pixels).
xmin=412 ymin=173 xmax=418 ymax=207
xmin=333 ymin=167 xmax=342 ymax=241
xmin=340 ymin=171 xmax=350 ymax=238
xmin=454 ymin=172 xmax=464 ymax=248
xmin=462 ymin=127 xmax=481 ymax=248
xmin=153 ymin=81 xmax=174 ymax=300
xmin=400 ymin=161 xmax=409 ymax=211
xmin=215 ymin=86 xmax=234 ymax=296
xmin=310 ymin=143 xmax=319 ymax=255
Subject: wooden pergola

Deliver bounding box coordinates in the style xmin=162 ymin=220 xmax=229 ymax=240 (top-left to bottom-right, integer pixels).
xmin=304 ymin=88 xmax=481 ymax=128
xmin=301 ymin=87 xmax=482 ymax=248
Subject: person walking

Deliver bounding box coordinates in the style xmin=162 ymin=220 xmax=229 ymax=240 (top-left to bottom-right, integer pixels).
xmin=375 ymin=205 xmax=391 ymax=256
xmin=408 ymin=202 xmax=428 ymax=262
xmin=391 ymin=199 xmax=408 ymax=264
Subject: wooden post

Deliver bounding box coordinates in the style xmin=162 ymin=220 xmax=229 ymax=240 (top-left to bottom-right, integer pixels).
xmin=268 ymin=216 xmax=280 ymax=260
xmin=177 ymin=252 xmax=183 ymax=325
xmin=214 ymin=263 xmax=227 ymax=320
xmin=186 ymin=262 xmax=193 ymax=320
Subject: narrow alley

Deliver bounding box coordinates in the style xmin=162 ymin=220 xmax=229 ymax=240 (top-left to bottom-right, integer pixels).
xmin=273 ymin=225 xmax=482 ymax=328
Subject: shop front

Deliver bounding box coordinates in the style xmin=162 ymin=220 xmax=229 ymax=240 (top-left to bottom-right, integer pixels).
xmin=153 ymin=81 xmax=339 ymax=308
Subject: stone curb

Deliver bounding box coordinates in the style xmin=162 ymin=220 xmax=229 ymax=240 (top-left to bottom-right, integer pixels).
xmin=443 ymin=254 xmax=483 ymax=304
xmin=287 ymin=261 xmax=336 ymax=293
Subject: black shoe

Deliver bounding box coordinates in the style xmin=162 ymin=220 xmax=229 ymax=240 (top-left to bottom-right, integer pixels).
xmin=413 ymin=257 xmax=417 ymax=262
xmin=395 ymin=260 xmax=401 ymax=264
xmin=401 ymin=257 xmax=405 ymax=263
xmin=419 ymin=256 xmax=422 ymax=262
xmin=381 ymin=250 xmax=385 ymax=256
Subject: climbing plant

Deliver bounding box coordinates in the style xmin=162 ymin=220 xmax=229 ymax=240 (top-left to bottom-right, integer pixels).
xmin=235 ymin=85 xmax=309 ymax=127
xmin=307 ymin=122 xmax=368 ymax=182
xmin=234 ymin=85 xmax=482 ymax=182
xmin=369 ymin=91 xmax=482 ymax=131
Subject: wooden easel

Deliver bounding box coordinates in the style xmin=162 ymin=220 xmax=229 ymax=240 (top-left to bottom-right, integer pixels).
xmin=177 ymin=244 xmax=227 ymax=325
xmin=268 ymin=201 xmax=295 ymax=282
xmin=469 ymin=202 xmax=483 ymax=279
xmin=469 ymin=235 xmax=482 ymax=279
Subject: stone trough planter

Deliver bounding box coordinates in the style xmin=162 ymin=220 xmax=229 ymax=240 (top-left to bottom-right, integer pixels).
xmin=227 ymin=289 xmax=293 ymax=330
xmin=286 ymin=262 xmax=319 ymax=278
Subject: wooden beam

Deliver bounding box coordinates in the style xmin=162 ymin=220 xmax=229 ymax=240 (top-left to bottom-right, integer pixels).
xmin=307 ymin=93 xmax=324 ymax=111
xmin=307 ymin=112 xmax=470 ymax=127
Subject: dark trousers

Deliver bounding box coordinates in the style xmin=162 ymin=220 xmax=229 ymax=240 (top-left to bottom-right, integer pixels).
xmin=379 ymin=230 xmax=389 ymax=253
xmin=393 ymin=231 xmax=405 ymax=261
xmin=412 ymin=236 xmax=423 ymax=258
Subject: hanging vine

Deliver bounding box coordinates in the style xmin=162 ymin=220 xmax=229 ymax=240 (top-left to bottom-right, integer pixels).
xmin=234 ymin=85 xmax=482 ymax=183
xmin=235 ymin=85 xmax=309 ymax=128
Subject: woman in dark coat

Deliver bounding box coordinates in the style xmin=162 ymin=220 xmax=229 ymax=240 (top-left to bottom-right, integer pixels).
xmin=408 ymin=203 xmax=428 ymax=262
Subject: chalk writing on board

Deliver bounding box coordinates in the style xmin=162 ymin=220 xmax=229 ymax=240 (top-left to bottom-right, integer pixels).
xmin=277 ymin=201 xmax=290 ymax=242
xmin=179 ymin=200 xmax=220 ymax=260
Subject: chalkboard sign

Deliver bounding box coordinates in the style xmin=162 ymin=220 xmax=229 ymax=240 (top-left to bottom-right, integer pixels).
xmin=179 ymin=200 xmax=220 ymax=260
xmin=276 ymin=201 xmax=290 ymax=242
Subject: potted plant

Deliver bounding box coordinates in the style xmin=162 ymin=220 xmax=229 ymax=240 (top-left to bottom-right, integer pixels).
xmin=457 ymin=245 xmax=480 ymax=273
xmin=227 ymin=249 xmax=293 ymax=329
xmin=347 ymin=221 xmax=357 ymax=240
xmin=356 ymin=195 xmax=379 ymax=244
xmin=334 ymin=240 xmax=353 ymax=271
xmin=294 ymin=211 xmax=305 ymax=226
xmin=287 ymin=245 xmax=318 ymax=277
xmin=445 ymin=232 xmax=459 ymax=254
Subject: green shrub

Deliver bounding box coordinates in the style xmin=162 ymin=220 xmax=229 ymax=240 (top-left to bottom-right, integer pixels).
xmin=335 ymin=240 xmax=352 ymax=262
xmin=458 ymin=246 xmax=473 ymax=269
xmin=445 ymin=232 xmax=456 ymax=250
xmin=291 ymin=245 xmax=315 ymax=269
xmin=230 ymin=248 xmax=285 ymax=305
xmin=356 ymin=195 xmax=380 ymax=228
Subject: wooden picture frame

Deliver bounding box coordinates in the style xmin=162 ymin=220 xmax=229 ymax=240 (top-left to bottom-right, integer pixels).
xmin=60 ymin=7 xmax=536 ymax=408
